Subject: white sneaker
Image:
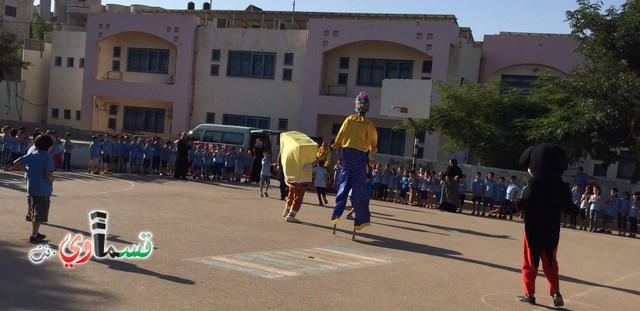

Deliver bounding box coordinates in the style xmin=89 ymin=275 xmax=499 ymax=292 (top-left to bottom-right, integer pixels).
xmin=260 ymin=193 xmax=264 ymax=197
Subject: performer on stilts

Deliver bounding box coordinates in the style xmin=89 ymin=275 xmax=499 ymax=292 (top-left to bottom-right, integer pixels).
xmin=516 ymin=143 xmax=577 ymax=307
xmin=331 ymin=91 xmax=378 ymax=239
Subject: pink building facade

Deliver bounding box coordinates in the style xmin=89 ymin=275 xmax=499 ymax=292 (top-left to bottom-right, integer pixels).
xmin=80 ymin=13 xmax=200 ymax=136
xmin=479 ymin=32 xmax=582 ymax=83
xmin=300 ymin=17 xmax=479 ymax=160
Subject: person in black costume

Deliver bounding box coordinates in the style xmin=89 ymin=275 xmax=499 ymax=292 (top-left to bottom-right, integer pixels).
xmin=516 ymin=143 xmax=576 ymax=307
xmin=173 ymin=132 xmax=192 ymax=180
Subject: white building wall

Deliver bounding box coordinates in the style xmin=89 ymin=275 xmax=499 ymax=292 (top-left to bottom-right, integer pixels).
xmin=457 ymin=39 xmax=482 ymax=83
xmin=21 ymin=40 xmax=51 ymax=122
xmin=192 ymin=27 xmax=307 ymax=131
xmin=47 ymin=30 xmax=85 ymax=127
xmin=0 ymin=80 xmax=25 ymax=121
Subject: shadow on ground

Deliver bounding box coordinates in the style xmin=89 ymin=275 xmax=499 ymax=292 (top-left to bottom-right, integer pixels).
xmin=303 ymin=222 xmax=640 ymax=297
xmin=0 ymin=240 xmax=113 ymax=310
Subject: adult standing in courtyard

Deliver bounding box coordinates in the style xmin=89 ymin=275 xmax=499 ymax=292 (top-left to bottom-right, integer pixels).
xmin=331 ymin=91 xmax=378 ymax=235
xmin=439 ymin=158 xmax=463 ymax=212
xmin=516 ymin=143 xmax=576 ymax=307
xmin=174 ymin=132 xmax=192 ymax=180
xmin=251 ymin=138 xmax=265 ymax=183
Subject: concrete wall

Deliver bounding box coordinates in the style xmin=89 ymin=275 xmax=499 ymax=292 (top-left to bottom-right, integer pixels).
xmin=0 ymin=0 xmax=34 ymax=42
xmin=0 ymin=80 xmax=26 ymax=121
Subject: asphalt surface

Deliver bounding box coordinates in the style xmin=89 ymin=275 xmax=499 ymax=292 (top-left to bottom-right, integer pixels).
xmin=1 ymin=170 xmax=639 ymax=311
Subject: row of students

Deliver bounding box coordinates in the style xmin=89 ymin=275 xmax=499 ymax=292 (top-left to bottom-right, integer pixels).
xmin=1 ymin=126 xmax=75 ymax=171
xmin=579 ymin=185 xmax=639 ymax=237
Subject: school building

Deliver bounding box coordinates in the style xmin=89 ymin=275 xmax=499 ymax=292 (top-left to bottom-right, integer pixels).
xmin=16 ymin=2 xmax=628 ymax=180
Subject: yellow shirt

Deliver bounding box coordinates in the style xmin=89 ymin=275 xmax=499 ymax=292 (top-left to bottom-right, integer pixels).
xmin=332 ymin=114 xmax=378 ymax=153
xmin=316 ymin=146 xmax=331 ymax=166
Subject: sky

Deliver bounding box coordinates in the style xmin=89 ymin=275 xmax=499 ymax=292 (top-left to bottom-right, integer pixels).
xmin=36 ymin=0 xmax=627 ymax=39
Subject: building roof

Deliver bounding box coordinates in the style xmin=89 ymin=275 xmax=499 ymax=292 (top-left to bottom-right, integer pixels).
xmin=132 ymin=7 xmax=459 ymax=30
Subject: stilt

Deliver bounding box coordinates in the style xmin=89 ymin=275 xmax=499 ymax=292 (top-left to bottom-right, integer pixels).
xmin=332 ymin=223 xmax=337 ymax=235
xmin=351 ymin=228 xmax=356 ymax=240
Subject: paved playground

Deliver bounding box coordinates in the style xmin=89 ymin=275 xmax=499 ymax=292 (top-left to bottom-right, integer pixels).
xmin=1 ymin=170 xmax=638 ymax=310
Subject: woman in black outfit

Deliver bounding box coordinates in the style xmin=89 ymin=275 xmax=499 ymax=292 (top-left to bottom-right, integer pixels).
xmin=174 ymin=132 xmax=192 ymax=180
xmin=250 ymin=138 xmax=264 ymax=183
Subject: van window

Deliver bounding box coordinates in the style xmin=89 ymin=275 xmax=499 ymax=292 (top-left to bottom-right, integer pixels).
xmin=203 ymin=130 xmax=245 ymax=145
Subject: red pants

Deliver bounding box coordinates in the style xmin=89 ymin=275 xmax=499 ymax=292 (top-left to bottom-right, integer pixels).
xmin=522 ymin=234 xmax=559 ymax=296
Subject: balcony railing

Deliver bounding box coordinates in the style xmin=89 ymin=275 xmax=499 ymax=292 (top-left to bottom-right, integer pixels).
xmin=325 ymin=85 xmax=347 ymax=96
xmin=101 ymin=71 xmax=122 ymax=80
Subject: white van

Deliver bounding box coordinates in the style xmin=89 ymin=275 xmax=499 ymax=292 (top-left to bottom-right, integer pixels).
xmin=186 ymin=124 xmax=280 ymax=154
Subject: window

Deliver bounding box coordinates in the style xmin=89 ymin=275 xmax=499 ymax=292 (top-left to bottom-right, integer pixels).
xmin=593 ymin=163 xmax=608 ymax=177
xmin=108 ymin=118 xmax=117 ymax=130
xmin=501 ymin=75 xmax=538 ymax=95
xmin=54 ymin=57 xmax=62 ymax=66
xmin=277 ymin=118 xmax=288 ymax=130
xmin=108 ymin=104 xmax=118 ymax=115
xmin=64 ymin=109 xmax=71 ymax=119
xmin=211 ymin=49 xmax=221 ymax=61
xmin=127 ymin=48 xmax=170 ymax=74
xmin=331 ymin=123 xmax=341 ymax=135
xmin=4 ymin=5 xmax=17 ymax=17
xmin=222 ymin=114 xmax=270 ymax=129
xmin=113 ymin=47 xmax=121 ymax=58
xmin=51 ymin=108 xmax=59 ymax=119
xmin=205 ymin=112 xmax=216 ymax=124
xmin=79 ymin=58 xmax=85 ymax=68
xmin=210 ymin=64 xmax=219 ymax=76
xmin=75 ymin=110 xmax=81 ymax=121
xmin=67 ymin=57 xmax=74 ymax=67
xmin=617 ymin=151 xmax=636 ymax=179
xmin=422 ymin=61 xmax=433 ymax=74
xmin=282 ymin=69 xmax=292 ymax=81
xmin=283 ymin=53 xmax=294 ymax=65
xmin=227 ymin=51 xmax=276 ymax=79
xmin=339 ymin=57 xmax=350 ymax=69
xmin=202 ymin=131 xmax=245 ymax=145
xmin=112 ymin=60 xmax=121 ymax=71
xmin=377 ymin=128 xmax=406 ymax=156
xmin=337 ymin=73 xmax=348 ymax=85
xmin=357 ymin=58 xmax=414 ymax=87
xmin=123 ymin=107 xmax=165 ymax=133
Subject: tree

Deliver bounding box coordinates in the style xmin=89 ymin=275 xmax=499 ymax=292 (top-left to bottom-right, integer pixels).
xmin=0 ymin=42 xmax=30 ymax=82
xmin=395 ymin=80 xmax=546 ymax=169
xmin=526 ymin=0 xmax=640 ymax=182
xmin=31 ymin=13 xmax=54 ymax=40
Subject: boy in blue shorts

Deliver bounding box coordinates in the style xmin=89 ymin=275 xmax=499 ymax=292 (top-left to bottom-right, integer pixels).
xmin=482 ymin=172 xmax=498 ymax=216
xmin=13 ymin=134 xmax=55 ymax=244
xmin=471 ymin=172 xmax=484 ymax=215
xmin=603 ymin=188 xmax=620 ymax=234
xmin=259 ymin=150 xmax=272 ymax=197
xmin=88 ymin=135 xmax=101 ymax=174
xmin=457 ymin=174 xmax=467 ymax=212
